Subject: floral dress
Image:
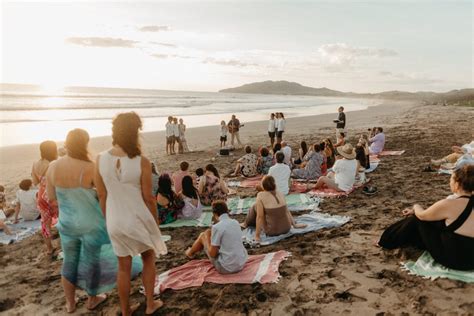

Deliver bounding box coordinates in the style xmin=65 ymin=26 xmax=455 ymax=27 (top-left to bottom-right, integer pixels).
xmin=292 ymin=151 xmax=324 ymax=180
xmin=258 ymin=155 xmax=274 ymax=175
xmin=240 ymin=153 xmax=258 ymax=177
xmin=200 ymin=175 xmax=227 ymax=206
xmin=37 ymin=176 xmax=59 ymax=238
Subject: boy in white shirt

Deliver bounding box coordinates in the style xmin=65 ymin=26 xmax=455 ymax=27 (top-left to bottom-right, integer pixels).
xmin=268 ymin=152 xmax=291 ymax=195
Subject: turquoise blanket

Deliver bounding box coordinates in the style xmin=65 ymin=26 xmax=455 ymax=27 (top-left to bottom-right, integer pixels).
xmin=402 ymin=252 xmax=474 ymax=283
xmin=160 ymin=212 xmax=213 ymax=228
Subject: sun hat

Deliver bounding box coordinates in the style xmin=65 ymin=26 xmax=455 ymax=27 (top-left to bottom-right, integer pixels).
xmin=337 ymin=144 xmax=356 ymax=159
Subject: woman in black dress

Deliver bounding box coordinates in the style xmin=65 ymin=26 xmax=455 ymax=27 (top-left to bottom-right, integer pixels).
xmin=378 ymin=164 xmax=474 ymax=270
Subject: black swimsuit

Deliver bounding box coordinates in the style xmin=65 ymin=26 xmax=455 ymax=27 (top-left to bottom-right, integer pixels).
xmin=379 ymin=195 xmax=474 ymax=270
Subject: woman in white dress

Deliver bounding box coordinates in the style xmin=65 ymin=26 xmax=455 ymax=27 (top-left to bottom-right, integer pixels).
xmin=178 ymin=118 xmax=189 ymax=153
xmin=96 ymin=112 xmax=167 ymax=316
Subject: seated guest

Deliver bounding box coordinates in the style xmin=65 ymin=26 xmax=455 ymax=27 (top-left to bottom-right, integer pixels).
xmin=334 ymin=132 xmax=345 ymax=148
xmin=257 ymin=147 xmax=274 ymax=175
xmin=323 ymin=138 xmax=336 ymax=169
xmin=172 ymin=161 xmax=192 ymax=193
xmin=185 ymin=201 xmax=248 ymax=274
xmin=268 ymin=152 xmax=291 ymax=195
xmin=431 ymin=136 xmax=474 ymax=167
xmin=293 ymin=141 xmax=308 ymax=166
xmin=195 ymin=167 xmax=204 ymax=187
xmin=354 ymin=145 xmax=368 ymax=185
xmin=280 ymin=142 xmax=292 ymax=165
xmin=14 ymin=179 xmax=40 ymax=223
xmin=198 ymin=164 xmax=229 ymax=206
xmin=272 ymin=143 xmax=282 ymax=156
xmin=291 ymin=143 xmax=324 ymax=180
xmin=0 ymin=207 xmax=15 ymax=235
xmin=358 ymin=136 xmax=371 ymax=170
xmin=151 ymin=162 xmax=160 ymax=196
xmin=157 ymin=174 xmax=184 ymax=224
xmin=314 ymin=144 xmax=358 ymax=192
xmin=241 ymin=176 xmax=306 ymax=242
xmin=378 ymin=165 xmax=474 ymax=270
xmin=230 ymin=146 xmax=258 ymax=177
xmin=178 ymin=175 xmax=203 ymax=220
xmin=369 ymin=127 xmax=385 ymax=155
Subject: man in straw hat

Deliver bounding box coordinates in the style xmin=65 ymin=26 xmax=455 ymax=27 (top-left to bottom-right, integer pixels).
xmin=314 ymin=143 xmax=358 ymax=192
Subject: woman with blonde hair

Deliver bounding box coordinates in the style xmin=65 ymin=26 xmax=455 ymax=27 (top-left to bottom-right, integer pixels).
xmin=96 ymin=112 xmax=167 ymax=315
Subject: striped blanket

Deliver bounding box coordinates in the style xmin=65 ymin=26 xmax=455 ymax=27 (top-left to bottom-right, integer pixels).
xmin=226 ymin=194 xmax=321 ymax=215
xmin=160 ymin=212 xmax=213 ymax=228
xmin=0 ymin=219 xmax=42 ymax=245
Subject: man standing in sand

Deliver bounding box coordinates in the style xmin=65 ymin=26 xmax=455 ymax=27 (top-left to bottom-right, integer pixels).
xmin=228 ymin=114 xmax=243 ymax=148
xmin=334 ymin=106 xmax=346 ymax=140
xmin=165 ymin=116 xmax=175 ymax=155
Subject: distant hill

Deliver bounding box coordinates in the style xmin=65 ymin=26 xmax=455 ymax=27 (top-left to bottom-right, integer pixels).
xmin=219 ymin=80 xmax=474 ymax=102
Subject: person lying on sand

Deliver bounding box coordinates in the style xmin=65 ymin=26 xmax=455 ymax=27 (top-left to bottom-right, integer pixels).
xmin=430 ymin=136 xmax=474 ymax=168
xmin=230 ymin=145 xmax=258 ymax=177
xmin=378 ymin=165 xmax=474 ymax=271
xmin=241 ymin=176 xmax=306 ymax=243
xmin=185 ymin=201 xmax=248 ymax=274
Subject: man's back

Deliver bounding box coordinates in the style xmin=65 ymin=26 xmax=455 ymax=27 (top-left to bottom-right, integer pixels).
xmin=268 ymin=163 xmax=291 ymax=195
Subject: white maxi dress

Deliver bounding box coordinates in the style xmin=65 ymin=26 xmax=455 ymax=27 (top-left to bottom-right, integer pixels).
xmin=99 ymin=151 xmax=167 ymax=257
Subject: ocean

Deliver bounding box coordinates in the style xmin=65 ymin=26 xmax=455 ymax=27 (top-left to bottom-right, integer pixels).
xmin=0 ymin=84 xmax=377 ymax=147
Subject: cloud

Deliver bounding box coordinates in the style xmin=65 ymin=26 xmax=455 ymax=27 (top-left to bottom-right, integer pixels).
xmin=149 ymin=41 xmax=177 ymax=48
xmin=139 ymin=25 xmax=171 ymax=32
xmin=378 ymin=70 xmax=442 ymax=85
xmin=317 ymin=43 xmax=398 ymax=68
xmin=151 ymin=53 xmax=195 ymax=60
xmin=151 ymin=54 xmax=169 ymax=59
xmin=203 ymin=57 xmax=258 ymax=68
xmin=66 ymin=37 xmax=138 ymax=48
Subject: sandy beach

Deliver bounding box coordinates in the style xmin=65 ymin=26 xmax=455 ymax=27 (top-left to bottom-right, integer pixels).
xmin=1 ymin=100 xmax=474 ymax=315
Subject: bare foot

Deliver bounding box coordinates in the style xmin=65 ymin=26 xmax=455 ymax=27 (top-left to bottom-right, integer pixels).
xmin=145 ymin=299 xmax=164 ymax=315
xmin=65 ymin=298 xmax=77 ymax=313
xmin=184 ymin=248 xmax=194 ymax=259
xmin=373 ymin=238 xmax=381 ymax=248
xmin=87 ymin=294 xmax=107 ymax=310
xmin=293 ymin=223 xmax=307 ymax=229
xmin=126 ymin=302 xmax=140 ymax=315
xmin=240 ymin=222 xmax=247 ymax=229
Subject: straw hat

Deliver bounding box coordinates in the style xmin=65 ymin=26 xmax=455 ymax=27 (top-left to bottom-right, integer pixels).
xmin=337 ymin=144 xmax=356 ymax=159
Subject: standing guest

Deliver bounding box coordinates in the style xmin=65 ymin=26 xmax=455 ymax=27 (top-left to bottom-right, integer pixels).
xmin=241 ymin=176 xmax=306 ymax=242
xmin=173 ymin=117 xmax=182 ymax=154
xmin=178 ymin=175 xmax=203 ymax=220
xmin=172 ymin=161 xmax=192 ymax=194
xmin=178 ymin=118 xmax=189 ymax=153
xmin=280 ymin=142 xmax=292 ymax=166
xmin=268 ymin=113 xmax=277 ymax=147
xmin=293 ymin=141 xmax=309 ymax=166
xmin=230 ymin=145 xmax=258 ymax=177
xmin=227 ymin=114 xmax=243 ymax=148
xmin=378 ymin=165 xmax=474 ymax=270
xmin=156 ymin=174 xmax=184 ymax=225
xmin=333 ymin=106 xmax=346 ymax=140
xmin=185 ymin=201 xmax=248 ymax=274
xmin=276 ymin=113 xmax=286 ymax=144
xmin=334 ymin=132 xmax=345 ymax=148
xmin=96 ymin=113 xmax=167 ymax=315
xmin=198 ymin=164 xmax=229 ymax=206
xmin=219 ymin=120 xmax=228 ymax=148
xmin=369 ymin=127 xmax=386 ymax=155
xmin=32 ymin=140 xmax=58 ymax=255
xmin=291 ymin=143 xmax=325 ymax=180
xmin=49 ymin=128 xmax=141 ymax=313
xmin=165 ymin=116 xmax=175 ymax=155
xmin=314 ymin=144 xmax=358 ymax=192
xmin=13 ymin=179 xmax=39 ymax=223
xmin=257 ymin=147 xmax=274 ymax=175
xmin=268 ymin=152 xmax=291 ymax=195
xmin=151 ymin=162 xmax=160 ymax=197
xmin=323 ymin=138 xmax=336 ymax=169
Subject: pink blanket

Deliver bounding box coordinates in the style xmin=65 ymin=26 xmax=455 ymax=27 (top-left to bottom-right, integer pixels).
xmin=152 ymin=250 xmax=290 ymax=294
xmin=290 ymin=181 xmax=311 ymax=193
xmin=309 ymin=187 xmax=353 ymax=198
xmin=239 ymin=175 xmax=264 ymax=188
xmin=378 ymin=150 xmax=405 ymax=156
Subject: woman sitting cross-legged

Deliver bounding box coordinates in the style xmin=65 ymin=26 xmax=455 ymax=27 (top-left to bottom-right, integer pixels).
xmin=185 ymin=201 xmax=248 ymax=274
xmin=198 ymin=164 xmax=229 ymax=206
xmin=230 ymin=145 xmax=258 ymax=177
xmin=291 ymin=143 xmax=325 ymax=181
xmin=293 ymin=141 xmax=309 ymax=166
xmin=178 ymin=175 xmax=203 ymax=220
xmin=241 ymin=176 xmax=307 ymax=243
xmin=378 ymin=165 xmax=474 ymax=270
xmin=157 ymin=174 xmax=184 ymax=225
xmin=314 ymin=144 xmax=358 ymax=192
xmin=257 ymin=147 xmax=274 ymax=175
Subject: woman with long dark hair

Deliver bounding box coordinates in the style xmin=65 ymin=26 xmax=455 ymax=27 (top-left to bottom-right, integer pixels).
xmin=178 ymin=175 xmax=203 ymax=219
xmin=198 ymin=164 xmax=229 ymax=206
xmin=156 ymin=174 xmax=184 ymax=224
xmin=96 ymin=112 xmax=167 ymax=315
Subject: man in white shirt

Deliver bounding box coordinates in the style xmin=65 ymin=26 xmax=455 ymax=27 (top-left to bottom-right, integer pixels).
xmin=268 ymin=113 xmax=277 ymax=148
xmin=268 ymin=152 xmax=291 ymax=195
xmin=165 ymin=116 xmax=175 ymax=155
xmin=280 ymin=142 xmax=292 ymax=166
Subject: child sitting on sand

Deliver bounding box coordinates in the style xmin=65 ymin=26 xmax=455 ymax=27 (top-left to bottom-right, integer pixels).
xmin=185 ymin=201 xmax=248 ymax=274
xmin=14 ymin=179 xmax=40 ymax=223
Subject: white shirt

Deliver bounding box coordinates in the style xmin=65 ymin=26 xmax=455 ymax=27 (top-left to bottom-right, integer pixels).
xmin=276 ymin=118 xmax=286 ymax=132
xmin=172 ymin=124 xmax=180 ymax=137
xmin=268 ymin=119 xmax=276 ymax=133
xmin=462 ymin=141 xmax=474 ymax=154
xmin=16 ymin=189 xmax=40 ymax=221
xmin=280 ymin=146 xmax=292 ymax=165
xmin=369 ymin=132 xmax=385 ymax=154
xmin=268 ymin=163 xmax=291 ymax=195
xmin=165 ymin=122 xmax=174 ymax=137
xmin=333 ymin=159 xmax=357 ymax=192
xmin=220 ymin=126 xmax=228 ymax=137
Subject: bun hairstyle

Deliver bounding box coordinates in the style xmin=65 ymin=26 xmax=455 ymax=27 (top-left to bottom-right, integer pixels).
xmin=453 ymin=165 xmax=474 ymax=192
xmin=112 ymin=112 xmax=142 ymax=158
xmin=65 ymin=129 xmax=91 ymax=162
xmin=262 ymin=175 xmax=277 ymax=192
xmin=39 ymin=140 xmax=58 ymax=162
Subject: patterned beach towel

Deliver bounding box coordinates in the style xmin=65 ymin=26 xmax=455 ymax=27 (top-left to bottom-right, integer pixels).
xmin=0 ymin=219 xmax=42 ymax=245
xmin=242 ymin=212 xmax=350 ymax=246
xmin=227 ymin=175 xmax=264 ymax=188
xmin=379 ymin=150 xmax=405 ymax=156
xmin=150 ymin=250 xmax=291 ymax=294
xmin=227 ymin=194 xmax=321 ymax=215
xmin=402 ymin=252 xmax=474 ymax=283
xmin=160 ymin=212 xmax=213 ymax=228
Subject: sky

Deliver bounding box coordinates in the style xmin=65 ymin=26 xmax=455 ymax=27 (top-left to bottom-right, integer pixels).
xmin=1 ymin=0 xmax=472 ymax=93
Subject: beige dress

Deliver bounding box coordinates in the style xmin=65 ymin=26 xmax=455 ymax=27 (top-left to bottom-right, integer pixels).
xmin=99 ymin=151 xmax=167 ymax=257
